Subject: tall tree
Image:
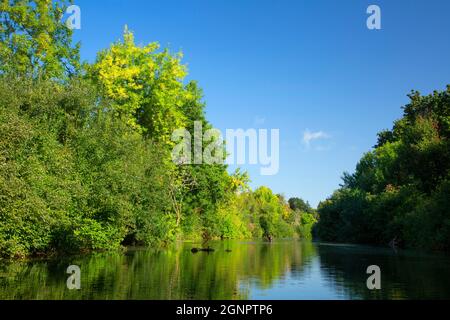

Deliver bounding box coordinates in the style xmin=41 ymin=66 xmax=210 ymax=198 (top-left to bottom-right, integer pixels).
xmin=90 ymin=27 xmax=191 ymax=141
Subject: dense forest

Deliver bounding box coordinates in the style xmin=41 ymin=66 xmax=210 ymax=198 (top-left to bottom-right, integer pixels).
xmin=0 ymin=0 xmax=316 ymax=259
xmin=315 ymin=87 xmax=450 ymax=252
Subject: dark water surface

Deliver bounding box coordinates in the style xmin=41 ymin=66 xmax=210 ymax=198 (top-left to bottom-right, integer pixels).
xmin=1 ymin=239 xmax=450 ymax=300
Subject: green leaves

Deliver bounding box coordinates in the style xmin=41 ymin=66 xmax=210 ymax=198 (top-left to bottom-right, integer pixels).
xmin=0 ymin=1 xmax=306 ymax=259
xmin=316 ymin=86 xmax=450 ymax=251
xmin=0 ymin=0 xmax=80 ymax=78
xmin=90 ymin=27 xmax=190 ymax=143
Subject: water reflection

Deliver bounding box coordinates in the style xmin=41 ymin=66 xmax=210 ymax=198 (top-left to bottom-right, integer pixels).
xmin=0 ymin=240 xmax=449 ymax=300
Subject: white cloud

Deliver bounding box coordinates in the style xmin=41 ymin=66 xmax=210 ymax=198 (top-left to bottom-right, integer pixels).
xmin=302 ymin=129 xmax=330 ymax=147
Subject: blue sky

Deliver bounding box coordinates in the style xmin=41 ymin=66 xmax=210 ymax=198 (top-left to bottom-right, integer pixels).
xmin=73 ymin=0 xmax=450 ymax=207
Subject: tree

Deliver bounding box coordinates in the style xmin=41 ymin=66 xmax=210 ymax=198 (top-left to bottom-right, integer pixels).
xmin=288 ymin=197 xmax=313 ymax=213
xmin=0 ymin=0 xmax=80 ymax=78
xmin=90 ymin=27 xmax=191 ymax=142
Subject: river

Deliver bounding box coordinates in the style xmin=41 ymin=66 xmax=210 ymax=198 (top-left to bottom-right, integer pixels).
xmin=1 ymin=239 xmax=449 ymax=299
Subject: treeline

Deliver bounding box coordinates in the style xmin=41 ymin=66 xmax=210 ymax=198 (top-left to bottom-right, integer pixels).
xmin=0 ymin=0 xmax=315 ymax=259
xmin=315 ymin=86 xmax=450 ymax=251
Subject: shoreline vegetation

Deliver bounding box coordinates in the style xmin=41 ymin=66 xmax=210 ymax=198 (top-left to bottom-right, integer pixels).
xmin=1 ymin=1 xmax=449 ymax=260
xmin=0 ymin=0 xmax=316 ymax=260
xmin=315 ymin=87 xmax=450 ymax=252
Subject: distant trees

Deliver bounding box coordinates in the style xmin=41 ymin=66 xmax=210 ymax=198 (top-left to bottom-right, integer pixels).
xmin=217 ymin=187 xmax=317 ymax=241
xmin=287 ymin=197 xmax=317 ymax=240
xmin=315 ymin=87 xmax=450 ymax=251
xmin=288 ymin=197 xmax=314 ymax=214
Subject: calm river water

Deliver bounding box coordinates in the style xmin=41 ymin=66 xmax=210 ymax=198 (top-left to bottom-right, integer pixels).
xmin=1 ymin=239 xmax=450 ymax=299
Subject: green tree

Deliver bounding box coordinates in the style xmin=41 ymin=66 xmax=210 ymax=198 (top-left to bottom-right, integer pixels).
xmin=0 ymin=0 xmax=80 ymax=78
xmin=90 ymin=27 xmax=190 ymax=141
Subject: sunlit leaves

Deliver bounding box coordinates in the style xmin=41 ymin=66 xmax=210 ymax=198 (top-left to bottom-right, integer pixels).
xmin=91 ymin=27 xmax=191 ymax=144
xmin=0 ymin=0 xmax=80 ymax=78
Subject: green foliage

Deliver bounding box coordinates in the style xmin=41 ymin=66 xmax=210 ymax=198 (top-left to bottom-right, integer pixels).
xmin=0 ymin=0 xmax=80 ymax=78
xmin=220 ymin=187 xmax=316 ymax=240
xmin=0 ymin=75 xmax=175 ymax=258
xmin=0 ymin=0 xmax=308 ymax=259
xmin=297 ymin=213 xmax=317 ymax=240
xmin=90 ymin=27 xmax=190 ymax=140
xmin=288 ymin=197 xmax=314 ymax=214
xmin=0 ymin=77 xmax=91 ymax=258
xmin=316 ymin=86 xmax=450 ymax=251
